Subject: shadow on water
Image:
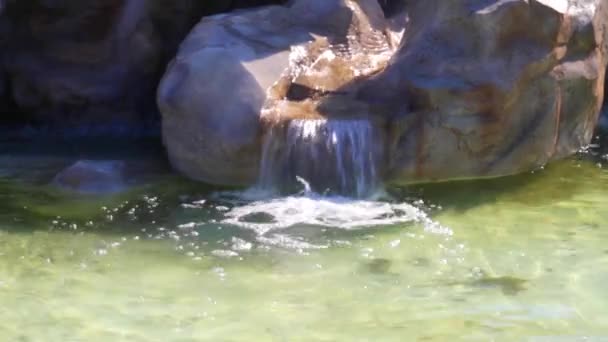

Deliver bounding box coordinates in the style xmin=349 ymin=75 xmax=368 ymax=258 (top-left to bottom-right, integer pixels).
xmin=0 ymin=136 xmax=166 ymax=160
xmin=0 ymin=130 xmax=606 ymax=255
xmin=0 ymin=137 xmax=227 ymax=235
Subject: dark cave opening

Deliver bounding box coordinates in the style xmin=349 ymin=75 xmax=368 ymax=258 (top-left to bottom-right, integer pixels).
xmin=0 ymin=0 xmax=287 ymax=139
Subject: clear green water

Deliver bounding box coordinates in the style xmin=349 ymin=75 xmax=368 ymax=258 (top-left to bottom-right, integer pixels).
xmin=1 ymin=140 xmax=608 ymax=341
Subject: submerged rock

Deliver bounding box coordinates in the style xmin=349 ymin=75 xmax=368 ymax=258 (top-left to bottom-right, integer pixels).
xmin=53 ymin=160 xmax=127 ymax=194
xmin=52 ymin=158 xmax=169 ymax=194
xmin=472 ymin=276 xmax=528 ymax=296
xmin=159 ymin=0 xmax=608 ymax=187
xmin=364 ymin=258 xmax=392 ymax=274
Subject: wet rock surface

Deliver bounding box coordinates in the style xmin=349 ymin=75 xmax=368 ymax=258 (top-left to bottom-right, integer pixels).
xmin=159 ymin=0 xmax=608 ymax=186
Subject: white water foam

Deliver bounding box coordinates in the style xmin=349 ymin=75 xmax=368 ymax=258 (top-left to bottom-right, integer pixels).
xmin=216 ymin=182 xmax=451 ymax=238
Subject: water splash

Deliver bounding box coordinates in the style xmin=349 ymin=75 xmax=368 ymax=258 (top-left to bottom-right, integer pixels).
xmin=219 ymin=191 xmax=451 ymax=237
xmin=258 ymin=119 xmax=379 ymax=197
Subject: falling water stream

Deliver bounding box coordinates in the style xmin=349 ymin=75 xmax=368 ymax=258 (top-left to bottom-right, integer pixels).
xmin=258 ymin=119 xmax=379 ymax=197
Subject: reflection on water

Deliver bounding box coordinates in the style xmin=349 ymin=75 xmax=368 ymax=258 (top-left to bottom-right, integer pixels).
xmin=0 ymin=139 xmax=607 ymax=340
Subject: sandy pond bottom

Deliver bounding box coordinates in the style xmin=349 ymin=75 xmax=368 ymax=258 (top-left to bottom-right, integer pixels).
xmin=0 ymin=140 xmax=607 ymax=341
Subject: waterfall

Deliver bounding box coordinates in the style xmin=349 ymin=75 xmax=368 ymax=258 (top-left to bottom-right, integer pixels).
xmin=258 ymin=119 xmax=379 ymax=197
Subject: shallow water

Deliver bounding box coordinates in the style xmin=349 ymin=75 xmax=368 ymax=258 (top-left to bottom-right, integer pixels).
xmin=1 ymin=139 xmax=608 ymax=341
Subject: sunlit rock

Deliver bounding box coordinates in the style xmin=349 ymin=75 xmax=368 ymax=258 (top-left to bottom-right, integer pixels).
xmin=53 ymin=160 xmax=127 ymax=194
xmin=378 ymin=0 xmax=608 ymax=183
xmin=158 ymin=0 xmax=398 ymax=185
xmin=159 ymin=0 xmax=608 ymax=188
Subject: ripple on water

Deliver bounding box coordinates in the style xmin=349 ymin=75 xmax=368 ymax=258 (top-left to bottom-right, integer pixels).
xmin=2 ymin=149 xmax=608 ymax=340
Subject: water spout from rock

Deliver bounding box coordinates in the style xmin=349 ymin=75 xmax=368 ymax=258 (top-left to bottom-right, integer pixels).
xmin=258 ymin=119 xmax=379 ymax=197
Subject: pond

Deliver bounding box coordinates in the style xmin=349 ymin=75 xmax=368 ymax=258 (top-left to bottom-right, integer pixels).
xmin=0 ymin=137 xmax=607 ymax=341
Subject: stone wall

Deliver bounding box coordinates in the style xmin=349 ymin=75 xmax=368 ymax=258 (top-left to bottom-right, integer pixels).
xmin=0 ymin=0 xmax=284 ymax=136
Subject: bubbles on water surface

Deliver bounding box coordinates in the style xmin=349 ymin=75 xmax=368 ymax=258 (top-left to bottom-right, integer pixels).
xmin=219 ymin=192 xmax=448 ymax=236
xmin=34 ymin=176 xmax=453 ymax=261
xmin=177 ymin=183 xmax=454 ymax=254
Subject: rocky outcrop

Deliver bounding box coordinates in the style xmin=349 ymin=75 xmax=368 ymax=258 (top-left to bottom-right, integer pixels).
xmin=159 ymin=0 xmax=608 ymax=187
xmin=378 ymin=0 xmax=608 ymax=183
xmin=0 ymin=0 xmax=285 ymax=134
xmin=158 ymin=0 xmax=400 ymax=185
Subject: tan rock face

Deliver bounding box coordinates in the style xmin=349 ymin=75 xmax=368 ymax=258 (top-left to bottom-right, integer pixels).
xmin=377 ymin=0 xmax=608 ymax=183
xmin=158 ymin=0 xmax=608 ymax=187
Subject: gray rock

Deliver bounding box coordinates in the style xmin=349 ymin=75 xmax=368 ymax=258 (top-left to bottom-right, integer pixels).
xmin=159 ymin=0 xmax=608 ymax=186
xmin=53 ymin=160 xmax=128 ymax=194
xmin=158 ymin=0 xmax=396 ymax=185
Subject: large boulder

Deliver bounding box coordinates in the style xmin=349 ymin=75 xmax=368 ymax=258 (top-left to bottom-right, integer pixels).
xmin=158 ymin=0 xmax=608 ymax=186
xmin=376 ymin=0 xmax=608 ymax=183
xmin=158 ymin=0 xmax=398 ymax=185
